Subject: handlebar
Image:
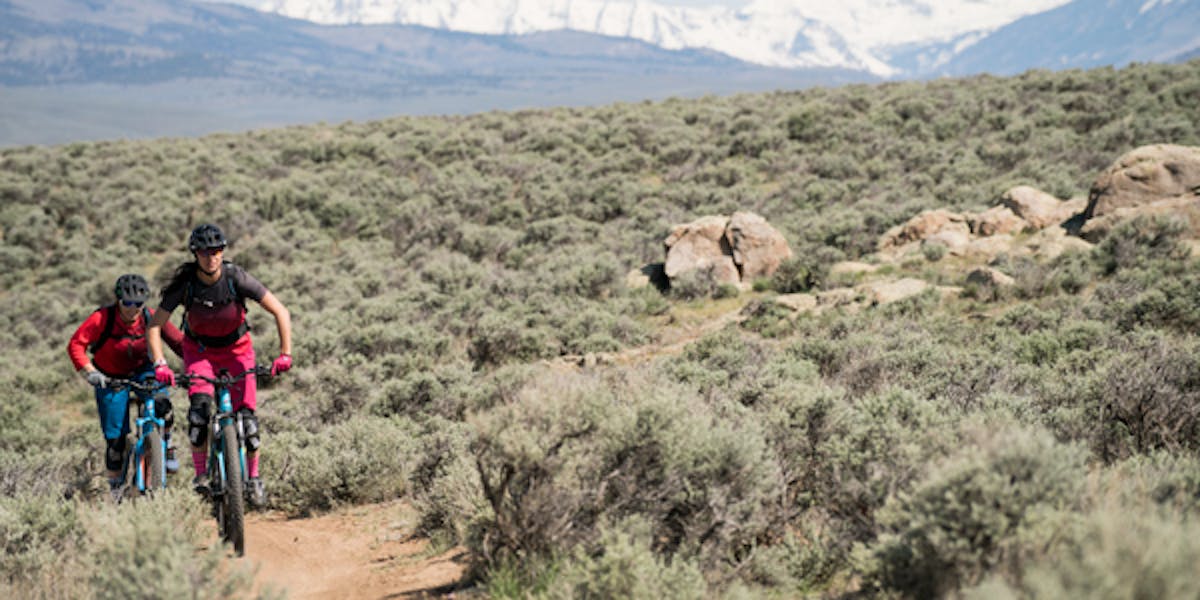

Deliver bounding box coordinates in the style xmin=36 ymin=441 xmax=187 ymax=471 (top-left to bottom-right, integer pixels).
xmin=175 ymin=365 xmax=273 ymax=389
xmin=107 ymin=378 xmax=167 ymax=394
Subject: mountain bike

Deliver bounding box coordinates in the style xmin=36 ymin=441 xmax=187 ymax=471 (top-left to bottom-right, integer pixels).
xmin=176 ymin=365 xmax=271 ymax=557
xmin=107 ymin=377 xmax=170 ymax=502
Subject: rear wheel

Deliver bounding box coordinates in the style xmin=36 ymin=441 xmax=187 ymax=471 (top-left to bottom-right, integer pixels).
xmin=145 ymin=430 xmax=165 ymax=493
xmin=221 ymin=423 xmax=246 ymax=556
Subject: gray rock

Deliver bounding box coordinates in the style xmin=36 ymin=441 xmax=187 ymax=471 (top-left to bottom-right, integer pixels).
xmin=1085 ymin=144 xmax=1200 ymax=219
xmin=726 ymin=211 xmax=793 ymax=280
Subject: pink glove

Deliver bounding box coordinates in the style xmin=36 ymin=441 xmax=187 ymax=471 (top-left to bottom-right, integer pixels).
xmin=271 ymin=354 xmax=292 ymax=376
xmin=154 ymin=362 xmax=175 ymax=386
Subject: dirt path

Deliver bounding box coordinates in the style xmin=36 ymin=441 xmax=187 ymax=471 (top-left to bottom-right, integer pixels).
xmin=242 ymin=501 xmax=467 ymax=599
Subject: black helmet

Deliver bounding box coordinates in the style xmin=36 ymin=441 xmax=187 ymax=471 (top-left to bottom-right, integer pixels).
xmin=114 ymin=274 xmax=150 ymax=304
xmin=188 ymin=223 xmax=228 ymax=252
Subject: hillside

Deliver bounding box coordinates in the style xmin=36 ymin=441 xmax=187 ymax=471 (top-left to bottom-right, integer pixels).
xmin=2 ymin=60 xmax=1200 ymax=598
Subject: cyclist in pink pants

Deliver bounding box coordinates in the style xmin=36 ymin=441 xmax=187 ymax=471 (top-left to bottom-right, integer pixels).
xmin=147 ymin=223 xmax=293 ymax=508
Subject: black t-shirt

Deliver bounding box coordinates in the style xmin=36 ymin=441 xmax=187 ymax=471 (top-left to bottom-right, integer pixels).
xmin=160 ymin=262 xmax=267 ymax=338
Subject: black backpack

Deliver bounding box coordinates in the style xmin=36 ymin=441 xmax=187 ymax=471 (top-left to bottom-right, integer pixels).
xmin=87 ymin=304 xmax=153 ymax=355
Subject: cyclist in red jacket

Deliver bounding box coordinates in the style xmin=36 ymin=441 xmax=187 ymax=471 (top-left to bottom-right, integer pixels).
xmin=67 ymin=274 xmax=185 ymax=499
xmin=147 ymin=223 xmax=293 ymax=508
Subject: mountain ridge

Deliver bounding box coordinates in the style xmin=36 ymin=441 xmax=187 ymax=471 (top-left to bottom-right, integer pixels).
xmin=232 ymin=0 xmax=1200 ymax=77
xmin=0 ymin=0 xmax=871 ymax=146
xmin=238 ymin=0 xmax=1076 ymax=76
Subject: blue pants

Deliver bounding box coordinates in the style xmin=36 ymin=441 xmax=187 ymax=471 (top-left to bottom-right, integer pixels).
xmin=94 ymin=365 xmax=170 ymax=440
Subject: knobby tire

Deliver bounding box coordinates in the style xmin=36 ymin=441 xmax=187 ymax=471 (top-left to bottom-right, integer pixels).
xmin=146 ymin=430 xmax=165 ymax=493
xmin=221 ymin=422 xmax=246 ymax=556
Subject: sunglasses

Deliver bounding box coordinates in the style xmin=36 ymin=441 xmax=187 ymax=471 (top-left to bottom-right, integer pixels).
xmin=121 ymin=299 xmax=144 ymax=308
xmin=196 ymin=246 xmax=225 ymax=257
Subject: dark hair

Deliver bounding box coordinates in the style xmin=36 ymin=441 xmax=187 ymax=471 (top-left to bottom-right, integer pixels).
xmin=162 ymin=261 xmax=198 ymax=302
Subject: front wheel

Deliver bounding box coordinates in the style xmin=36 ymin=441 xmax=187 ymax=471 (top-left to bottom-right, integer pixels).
xmin=144 ymin=430 xmax=165 ymax=493
xmin=220 ymin=422 xmax=246 ymax=556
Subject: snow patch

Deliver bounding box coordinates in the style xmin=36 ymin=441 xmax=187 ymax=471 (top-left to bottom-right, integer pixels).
xmin=226 ymin=0 xmax=1078 ymax=76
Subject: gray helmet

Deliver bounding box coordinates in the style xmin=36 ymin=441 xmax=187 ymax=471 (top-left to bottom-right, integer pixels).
xmin=188 ymin=223 xmax=228 ymax=252
xmin=114 ymin=274 xmax=150 ymax=304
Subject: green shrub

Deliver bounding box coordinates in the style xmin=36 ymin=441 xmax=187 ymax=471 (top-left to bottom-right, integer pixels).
xmin=469 ymin=312 xmax=557 ymax=367
xmin=738 ymin=298 xmax=798 ymax=338
xmin=862 ymin=425 xmax=1086 ymax=598
xmin=1087 ymin=332 xmax=1200 ymax=461
xmin=921 ymin=241 xmax=948 ymax=262
xmin=770 ymin=255 xmax=827 ymax=293
xmin=668 ymin=266 xmax=722 ymax=300
xmin=0 ymin=494 xmax=85 ymax=596
xmin=469 ymin=370 xmax=784 ymax=579
xmin=87 ymin=490 xmax=262 ymax=599
xmin=1094 ymin=215 xmax=1191 ymax=274
xmin=539 ymin=517 xmax=708 ymax=600
xmin=407 ymin=418 xmax=490 ymax=547
xmin=266 ymin=415 xmax=421 ymax=515
xmin=967 ymin=509 xmax=1200 ymax=600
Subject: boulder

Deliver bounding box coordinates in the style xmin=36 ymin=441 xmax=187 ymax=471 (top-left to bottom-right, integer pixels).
xmin=725 ymin=211 xmax=794 ymax=279
xmin=1079 ymin=194 xmax=1200 ymax=242
xmin=970 ymin=206 xmax=1027 ymax=236
xmin=963 ymin=234 xmax=1023 ymax=262
xmin=1000 ymin=186 xmax=1082 ymax=229
xmin=923 ymin=221 xmax=972 ymax=255
xmin=860 ymin=278 xmax=930 ymax=305
xmin=665 ymin=212 xmax=793 ymax=285
xmin=879 ymin=209 xmax=968 ymax=250
xmin=663 ymin=215 xmax=740 ymax=285
xmin=1085 ymin=144 xmax=1200 ymax=219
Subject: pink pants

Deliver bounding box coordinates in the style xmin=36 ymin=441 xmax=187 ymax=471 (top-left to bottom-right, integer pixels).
xmin=183 ymin=333 xmax=257 ymax=411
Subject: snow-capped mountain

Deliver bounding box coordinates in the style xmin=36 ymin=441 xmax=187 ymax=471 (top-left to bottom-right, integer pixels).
xmin=233 ymin=0 xmax=1075 ymax=76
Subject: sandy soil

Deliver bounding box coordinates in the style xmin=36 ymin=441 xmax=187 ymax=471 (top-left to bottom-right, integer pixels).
xmin=241 ymin=501 xmax=468 ymax=599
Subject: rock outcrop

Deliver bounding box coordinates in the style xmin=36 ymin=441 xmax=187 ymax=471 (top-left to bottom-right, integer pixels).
xmin=1079 ymin=195 xmax=1200 ymax=242
xmin=1001 ymin=186 xmax=1085 ymax=229
xmin=726 ymin=211 xmax=794 ymax=280
xmin=879 ymin=209 xmax=967 ymax=251
xmin=663 ymin=215 xmax=740 ymax=285
xmin=664 ymin=212 xmax=791 ymax=286
xmin=969 ymin=206 xmax=1026 ymax=237
xmin=1073 ymin=145 xmax=1200 ymax=242
xmin=877 ymin=185 xmax=1091 ymax=263
xmin=1085 ymin=144 xmax=1200 ymax=219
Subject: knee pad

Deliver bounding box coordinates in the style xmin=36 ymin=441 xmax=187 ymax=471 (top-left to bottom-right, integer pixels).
xmin=187 ymin=394 xmax=213 ymax=447
xmin=238 ymin=408 xmax=261 ymax=452
xmin=105 ymin=436 xmax=126 ymax=472
xmin=155 ymin=397 xmax=174 ymax=430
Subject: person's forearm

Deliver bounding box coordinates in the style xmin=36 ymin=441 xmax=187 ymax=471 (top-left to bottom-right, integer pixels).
xmin=276 ymin=311 xmax=292 ymax=356
xmin=147 ymin=309 xmax=172 ymax=364
xmin=148 ymin=327 xmax=165 ymax=363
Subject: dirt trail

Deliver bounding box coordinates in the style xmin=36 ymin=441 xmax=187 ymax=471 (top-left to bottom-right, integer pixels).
xmin=242 ymin=501 xmax=467 ymax=599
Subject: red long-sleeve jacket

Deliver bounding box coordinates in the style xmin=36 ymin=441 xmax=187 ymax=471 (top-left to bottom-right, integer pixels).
xmin=67 ymin=306 xmax=185 ymax=376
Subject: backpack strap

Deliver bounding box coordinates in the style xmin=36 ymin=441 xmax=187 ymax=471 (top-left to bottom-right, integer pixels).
xmin=88 ymin=305 xmax=155 ymax=357
xmin=181 ymin=262 xmax=247 ymax=348
xmin=87 ymin=304 xmax=118 ymax=354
